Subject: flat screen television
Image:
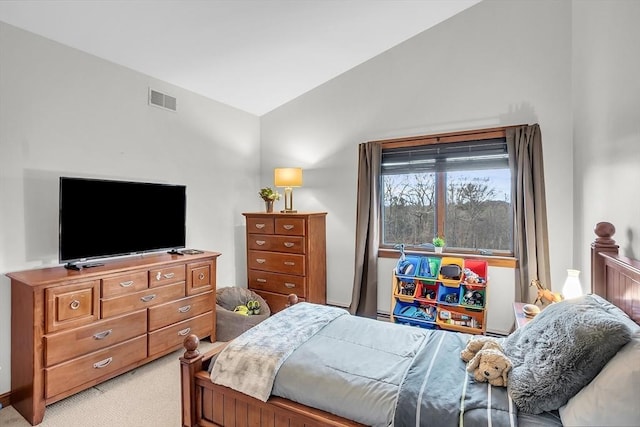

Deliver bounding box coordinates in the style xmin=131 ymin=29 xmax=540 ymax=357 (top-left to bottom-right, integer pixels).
xmin=59 ymin=177 xmax=186 ymax=267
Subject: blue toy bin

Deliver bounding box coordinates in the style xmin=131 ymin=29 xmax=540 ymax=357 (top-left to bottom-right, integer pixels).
xmin=437 ymin=283 xmax=462 ymax=305
xmin=393 ymin=300 xmax=437 ymax=329
xmin=395 ymin=255 xmax=421 ymax=282
xmin=415 ymin=257 xmax=441 ymax=281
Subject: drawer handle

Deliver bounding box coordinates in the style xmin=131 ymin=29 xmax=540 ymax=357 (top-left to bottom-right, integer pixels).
xmin=163 ymin=272 xmax=175 ymax=279
xmin=282 ymin=224 xmax=294 ymax=230
xmin=284 ymin=283 xmax=296 ymax=289
xmin=70 ymin=300 xmax=81 ymax=310
xmin=93 ymin=357 xmax=113 ymax=369
xmin=140 ymin=294 xmax=156 ymax=303
xmin=284 ymin=261 xmax=295 ymax=266
xmin=283 ymin=242 xmax=295 ymax=248
xmin=156 ymin=272 xmax=162 ymax=281
xmin=256 ymin=259 xmax=266 ymax=264
xmin=178 ymin=327 xmax=191 ymax=336
xmin=255 ymin=223 xmax=266 ymax=229
xmin=199 ymin=273 xmax=205 ymax=280
xmin=255 ymin=240 xmax=266 ymax=246
xmin=178 ymin=305 xmax=191 ymax=313
xmin=93 ymin=329 xmax=113 ymax=340
xmin=256 ymin=278 xmax=267 ymax=283
xmin=120 ymin=280 xmax=134 ymax=287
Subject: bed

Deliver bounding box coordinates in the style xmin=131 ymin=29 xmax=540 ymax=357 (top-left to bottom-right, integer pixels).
xmin=179 ymin=221 xmax=640 ymax=427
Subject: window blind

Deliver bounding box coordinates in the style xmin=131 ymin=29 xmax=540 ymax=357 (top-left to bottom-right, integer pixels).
xmin=381 ymin=138 xmax=508 ymax=175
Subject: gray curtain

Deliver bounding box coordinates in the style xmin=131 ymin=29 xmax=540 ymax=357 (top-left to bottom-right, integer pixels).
xmin=507 ymin=124 xmax=551 ymax=303
xmin=349 ymin=141 xmax=381 ymax=318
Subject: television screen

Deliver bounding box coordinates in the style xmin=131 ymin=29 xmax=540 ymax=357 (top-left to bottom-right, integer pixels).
xmin=59 ymin=177 xmax=186 ymax=263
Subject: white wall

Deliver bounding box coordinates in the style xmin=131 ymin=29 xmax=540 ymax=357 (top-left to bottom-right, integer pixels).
xmin=572 ymin=0 xmax=640 ymax=289
xmin=0 ymin=22 xmax=261 ymax=394
xmin=260 ymin=0 xmax=573 ymax=334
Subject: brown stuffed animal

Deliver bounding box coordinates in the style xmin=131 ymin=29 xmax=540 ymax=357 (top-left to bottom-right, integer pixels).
xmin=466 ymin=348 xmax=512 ymax=387
xmin=460 ymin=336 xmax=503 ymax=362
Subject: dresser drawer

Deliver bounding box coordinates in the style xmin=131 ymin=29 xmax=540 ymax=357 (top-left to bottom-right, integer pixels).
xmin=252 ymin=290 xmax=305 ymax=314
xmin=186 ymin=260 xmax=214 ymax=295
xmin=46 ymin=280 xmax=100 ymax=333
xmin=101 ymin=282 xmax=185 ymax=318
xmin=148 ymin=312 xmax=212 ymax=356
xmin=44 ymin=335 xmax=147 ymax=399
xmin=101 ymin=270 xmax=149 ymax=298
xmin=248 ymin=270 xmax=306 ymax=298
xmin=149 ymin=264 xmax=186 ymax=288
xmin=247 ymin=234 xmax=305 ymax=254
xmin=248 ymin=250 xmax=305 ymax=275
xmin=246 ymin=217 xmax=275 ymax=234
xmin=275 ymin=217 xmax=306 ymax=236
xmin=148 ymin=291 xmax=214 ymax=331
xmin=44 ymin=310 xmax=147 ymax=367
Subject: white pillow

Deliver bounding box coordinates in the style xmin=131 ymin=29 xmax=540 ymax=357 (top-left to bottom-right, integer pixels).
xmin=559 ymin=331 xmax=640 ymax=426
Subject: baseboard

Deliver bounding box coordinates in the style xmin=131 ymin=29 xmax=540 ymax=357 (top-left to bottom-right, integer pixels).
xmin=0 ymin=391 xmax=10 ymax=408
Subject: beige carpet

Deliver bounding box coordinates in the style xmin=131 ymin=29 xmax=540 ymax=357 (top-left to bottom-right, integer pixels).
xmin=0 ymin=340 xmax=220 ymax=427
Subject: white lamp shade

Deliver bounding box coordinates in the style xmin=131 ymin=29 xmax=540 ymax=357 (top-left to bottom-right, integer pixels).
xmin=562 ymin=269 xmax=583 ymax=300
xmin=274 ymin=168 xmax=303 ymax=188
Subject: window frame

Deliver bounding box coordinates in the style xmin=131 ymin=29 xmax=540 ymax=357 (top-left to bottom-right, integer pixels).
xmin=376 ymin=126 xmax=519 ymax=267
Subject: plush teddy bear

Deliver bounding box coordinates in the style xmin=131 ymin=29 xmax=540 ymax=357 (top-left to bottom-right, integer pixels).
xmin=466 ymin=348 xmax=512 ymax=387
xmin=460 ymin=336 xmax=503 ymax=362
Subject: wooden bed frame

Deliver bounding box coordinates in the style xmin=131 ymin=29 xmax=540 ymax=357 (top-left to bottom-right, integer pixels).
xmin=179 ymin=221 xmax=640 ymax=427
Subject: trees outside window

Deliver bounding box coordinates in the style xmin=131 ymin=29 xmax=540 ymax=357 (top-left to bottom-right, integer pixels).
xmin=381 ymin=135 xmax=513 ymax=255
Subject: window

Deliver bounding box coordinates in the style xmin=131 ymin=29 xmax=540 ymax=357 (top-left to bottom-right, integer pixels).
xmin=380 ymin=129 xmax=513 ymax=255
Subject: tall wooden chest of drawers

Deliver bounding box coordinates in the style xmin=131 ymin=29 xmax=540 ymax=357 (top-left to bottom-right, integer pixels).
xmin=243 ymin=212 xmax=326 ymax=313
xmin=7 ymin=251 xmax=220 ymax=425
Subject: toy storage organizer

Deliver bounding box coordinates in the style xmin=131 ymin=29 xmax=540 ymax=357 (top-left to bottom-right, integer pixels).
xmin=390 ymin=256 xmax=488 ymax=335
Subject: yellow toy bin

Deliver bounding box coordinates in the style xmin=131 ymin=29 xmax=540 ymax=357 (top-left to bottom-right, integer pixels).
xmin=437 ymin=256 xmax=465 ymax=287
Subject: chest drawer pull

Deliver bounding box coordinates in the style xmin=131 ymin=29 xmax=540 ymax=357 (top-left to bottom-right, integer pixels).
xmin=70 ymin=300 xmax=81 ymax=310
xmin=284 ymin=261 xmax=295 ymax=266
xmin=163 ymin=272 xmax=175 ymax=279
xmin=178 ymin=327 xmax=191 ymax=336
xmin=256 ymin=278 xmax=267 ymax=283
xmin=255 ymin=240 xmax=266 ymax=246
xmin=178 ymin=305 xmax=191 ymax=313
xmin=156 ymin=272 xmax=162 ymax=281
xmin=140 ymin=294 xmax=156 ymax=303
xmin=93 ymin=357 xmax=113 ymax=369
xmin=93 ymin=329 xmax=113 ymax=340
xmin=283 ymin=242 xmax=295 ymax=248
xmin=119 ymin=280 xmax=134 ymax=287
xmin=282 ymin=224 xmax=294 ymax=230
xmin=255 ymin=223 xmax=266 ymax=229
xmin=284 ymin=283 xmax=296 ymax=289
xmin=199 ymin=272 xmax=205 ymax=280
xmin=256 ymin=258 xmax=266 ymax=264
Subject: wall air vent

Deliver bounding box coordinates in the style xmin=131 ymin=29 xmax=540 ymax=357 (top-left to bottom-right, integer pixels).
xmin=148 ymin=88 xmax=177 ymax=112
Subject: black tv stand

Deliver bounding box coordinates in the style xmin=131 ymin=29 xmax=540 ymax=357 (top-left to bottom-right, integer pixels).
xmin=168 ymin=249 xmax=184 ymax=256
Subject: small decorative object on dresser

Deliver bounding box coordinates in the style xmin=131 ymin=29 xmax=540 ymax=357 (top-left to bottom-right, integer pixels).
xmin=243 ymin=212 xmax=326 ymax=313
xmin=258 ymin=187 xmax=281 ymax=213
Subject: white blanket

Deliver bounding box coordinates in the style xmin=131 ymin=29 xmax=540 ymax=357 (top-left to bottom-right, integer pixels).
xmin=210 ymin=302 xmax=348 ymax=401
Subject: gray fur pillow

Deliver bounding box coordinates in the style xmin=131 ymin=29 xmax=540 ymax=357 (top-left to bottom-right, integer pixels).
xmin=503 ymin=295 xmax=631 ymax=414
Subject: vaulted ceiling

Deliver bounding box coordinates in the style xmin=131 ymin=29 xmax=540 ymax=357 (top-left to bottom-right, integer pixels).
xmin=0 ymin=0 xmax=481 ymax=115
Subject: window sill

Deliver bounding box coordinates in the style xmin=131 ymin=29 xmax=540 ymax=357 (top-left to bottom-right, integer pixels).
xmin=378 ymin=248 xmax=517 ymax=269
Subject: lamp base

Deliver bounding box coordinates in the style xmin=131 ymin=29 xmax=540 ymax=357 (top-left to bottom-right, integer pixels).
xmin=280 ymin=209 xmax=297 ymax=213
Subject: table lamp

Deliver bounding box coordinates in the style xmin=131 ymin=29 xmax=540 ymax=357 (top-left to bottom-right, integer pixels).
xmin=562 ymin=269 xmax=583 ymax=300
xmin=274 ymin=167 xmax=302 ymax=213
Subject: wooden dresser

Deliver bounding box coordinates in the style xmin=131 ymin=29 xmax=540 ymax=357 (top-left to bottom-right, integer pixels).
xmin=243 ymin=212 xmax=326 ymax=313
xmin=7 ymin=251 xmax=220 ymax=425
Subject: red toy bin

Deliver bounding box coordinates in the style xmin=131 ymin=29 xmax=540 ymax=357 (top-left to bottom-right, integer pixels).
xmin=462 ymin=259 xmax=488 ymax=290
xmin=415 ymin=280 xmax=439 ymax=303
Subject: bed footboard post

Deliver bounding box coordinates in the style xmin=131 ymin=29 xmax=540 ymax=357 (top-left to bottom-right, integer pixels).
xmin=591 ymin=222 xmax=619 ymax=297
xmin=180 ymin=334 xmax=203 ymax=427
